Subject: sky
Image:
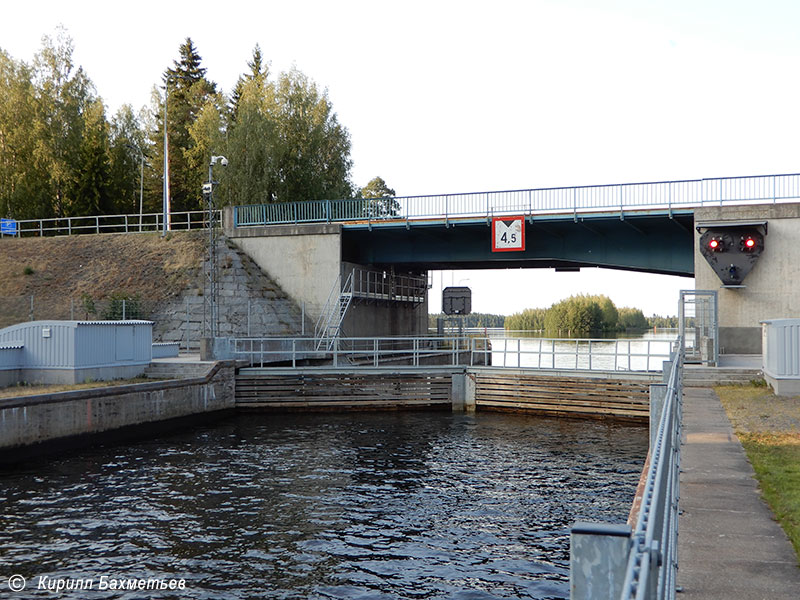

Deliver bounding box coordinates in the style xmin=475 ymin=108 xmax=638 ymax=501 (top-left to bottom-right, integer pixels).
xmin=3 ymin=0 xmax=800 ymax=317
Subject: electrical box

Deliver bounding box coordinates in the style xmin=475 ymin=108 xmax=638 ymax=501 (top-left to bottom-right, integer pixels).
xmin=443 ymin=286 xmax=472 ymax=315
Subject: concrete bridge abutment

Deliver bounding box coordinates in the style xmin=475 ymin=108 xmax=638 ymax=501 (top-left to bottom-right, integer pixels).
xmin=694 ymin=202 xmax=800 ymax=354
xmin=223 ymin=207 xmax=428 ymax=338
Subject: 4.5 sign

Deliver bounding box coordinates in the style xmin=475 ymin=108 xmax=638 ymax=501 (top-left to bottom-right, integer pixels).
xmin=491 ymin=216 xmax=525 ymax=252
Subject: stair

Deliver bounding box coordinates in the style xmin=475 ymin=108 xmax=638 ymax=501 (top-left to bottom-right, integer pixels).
xmin=314 ymin=271 xmax=353 ymax=351
xmin=683 ymin=366 xmax=762 ymax=387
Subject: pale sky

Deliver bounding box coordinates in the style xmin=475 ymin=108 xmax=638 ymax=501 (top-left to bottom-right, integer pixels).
xmin=3 ymin=1 xmax=799 ymax=316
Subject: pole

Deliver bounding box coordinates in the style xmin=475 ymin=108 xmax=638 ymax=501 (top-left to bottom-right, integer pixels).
xmin=139 ymin=152 xmax=144 ymax=232
xmin=162 ymin=80 xmax=169 ymax=236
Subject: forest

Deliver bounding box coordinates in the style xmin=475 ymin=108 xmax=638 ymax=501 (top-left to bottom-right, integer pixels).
xmin=0 ymin=29 xmax=389 ymax=222
xmin=504 ymin=294 xmax=660 ymax=336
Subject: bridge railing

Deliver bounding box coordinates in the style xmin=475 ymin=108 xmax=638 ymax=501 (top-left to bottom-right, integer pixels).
xmin=0 ymin=210 xmax=217 ymax=237
xmin=233 ymin=172 xmax=800 ymax=227
xmin=570 ymin=337 xmax=683 ymax=600
xmin=230 ymin=335 xmax=674 ymax=371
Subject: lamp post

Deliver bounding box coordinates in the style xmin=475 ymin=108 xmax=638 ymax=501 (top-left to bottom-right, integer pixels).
xmin=162 ymin=80 xmax=170 ymax=236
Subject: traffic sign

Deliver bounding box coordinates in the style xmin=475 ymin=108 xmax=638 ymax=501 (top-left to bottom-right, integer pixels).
xmin=1 ymin=218 xmax=17 ymax=236
xmin=491 ymin=216 xmax=525 ymax=252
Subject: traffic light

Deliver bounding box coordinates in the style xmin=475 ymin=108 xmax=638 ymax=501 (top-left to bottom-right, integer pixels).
xmin=697 ymin=222 xmax=766 ymax=286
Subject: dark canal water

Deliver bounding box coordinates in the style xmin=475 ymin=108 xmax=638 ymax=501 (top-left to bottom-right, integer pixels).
xmin=0 ymin=412 xmax=647 ymax=599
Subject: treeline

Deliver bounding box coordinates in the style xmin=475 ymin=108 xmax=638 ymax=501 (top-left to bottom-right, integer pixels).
xmin=0 ymin=28 xmax=388 ymax=222
xmin=505 ymin=294 xmax=657 ymax=336
xmin=428 ymin=313 xmax=506 ymax=329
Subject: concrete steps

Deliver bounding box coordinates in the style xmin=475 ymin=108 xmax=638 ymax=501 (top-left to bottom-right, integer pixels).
xmin=683 ymin=366 xmax=762 ymax=387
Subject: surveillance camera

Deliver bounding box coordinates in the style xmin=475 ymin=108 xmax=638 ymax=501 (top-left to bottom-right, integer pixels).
xmin=220 ymin=157 xmax=228 ymax=167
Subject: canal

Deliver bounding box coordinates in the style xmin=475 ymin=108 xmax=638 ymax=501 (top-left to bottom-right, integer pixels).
xmin=1 ymin=411 xmax=647 ymax=599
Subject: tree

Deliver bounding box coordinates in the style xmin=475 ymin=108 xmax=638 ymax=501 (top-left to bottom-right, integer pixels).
xmin=0 ymin=49 xmax=40 ymax=219
xmin=31 ymin=28 xmax=98 ymax=218
xmin=71 ymin=99 xmax=112 ymax=216
xmin=618 ymin=307 xmax=649 ymax=330
xmin=359 ymin=176 xmax=400 ymax=217
xmin=219 ymin=75 xmax=274 ymax=206
xmin=263 ymin=67 xmax=353 ymax=203
xmin=220 ymin=56 xmax=354 ymax=207
xmin=230 ymin=44 xmax=269 ymax=120
xmin=108 ymin=104 xmax=147 ymax=215
xmin=148 ymin=38 xmax=219 ymax=214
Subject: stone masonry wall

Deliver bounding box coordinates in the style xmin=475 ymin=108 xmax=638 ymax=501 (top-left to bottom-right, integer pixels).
xmin=151 ymin=237 xmax=312 ymax=349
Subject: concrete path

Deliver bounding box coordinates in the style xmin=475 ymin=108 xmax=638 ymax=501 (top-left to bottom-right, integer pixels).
xmin=678 ymin=387 xmax=800 ymax=599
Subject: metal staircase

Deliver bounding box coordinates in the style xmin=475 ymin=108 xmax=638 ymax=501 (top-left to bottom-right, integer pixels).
xmin=314 ymin=271 xmax=353 ymax=350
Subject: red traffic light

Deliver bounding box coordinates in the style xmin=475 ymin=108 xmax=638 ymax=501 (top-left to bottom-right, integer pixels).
xmin=708 ymin=238 xmax=723 ymax=252
xmin=742 ymin=236 xmax=757 ymax=251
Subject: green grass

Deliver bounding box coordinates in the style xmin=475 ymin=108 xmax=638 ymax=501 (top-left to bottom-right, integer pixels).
xmin=739 ymin=433 xmax=800 ymax=558
xmin=717 ymin=384 xmax=800 ymax=560
xmin=0 ymin=377 xmax=158 ymax=400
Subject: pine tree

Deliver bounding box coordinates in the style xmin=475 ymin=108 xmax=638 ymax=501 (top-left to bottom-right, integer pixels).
xmin=230 ymin=45 xmax=269 ymax=120
xmin=149 ymin=38 xmax=219 ymax=214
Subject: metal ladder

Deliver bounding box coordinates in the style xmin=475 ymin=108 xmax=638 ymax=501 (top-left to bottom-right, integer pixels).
xmin=314 ymin=271 xmax=353 ymax=351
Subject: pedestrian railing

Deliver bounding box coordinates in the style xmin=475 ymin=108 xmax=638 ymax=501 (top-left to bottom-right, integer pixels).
xmin=230 ymin=335 xmax=675 ymax=371
xmin=0 ymin=210 xmax=217 ymax=237
xmin=571 ymin=337 xmax=683 ymax=600
xmin=233 ymin=172 xmax=800 ymax=228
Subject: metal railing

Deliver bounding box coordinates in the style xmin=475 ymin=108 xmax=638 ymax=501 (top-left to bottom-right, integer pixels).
xmin=489 ymin=337 xmax=673 ymax=371
xmin=351 ymin=267 xmax=427 ymax=303
xmin=313 ymin=271 xmax=353 ymax=350
xmin=0 ymin=210 xmax=217 ymax=237
xmin=231 ymin=335 xmax=674 ymax=371
xmin=570 ymin=337 xmax=683 ymax=600
xmin=232 ymin=336 xmax=475 ymax=368
xmin=233 ymin=172 xmax=800 ymax=228
xmin=619 ymin=338 xmax=682 ymax=599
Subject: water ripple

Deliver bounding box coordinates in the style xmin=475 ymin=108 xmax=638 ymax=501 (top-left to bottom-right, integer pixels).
xmin=0 ymin=411 xmax=646 ymax=599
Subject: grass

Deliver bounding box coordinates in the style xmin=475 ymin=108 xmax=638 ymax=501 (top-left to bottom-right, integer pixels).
xmin=717 ymin=383 xmax=800 ymax=559
xmin=0 ymin=378 xmax=158 ymax=400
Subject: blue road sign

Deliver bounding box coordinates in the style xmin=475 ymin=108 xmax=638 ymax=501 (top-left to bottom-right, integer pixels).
xmin=1 ymin=218 xmax=18 ymax=235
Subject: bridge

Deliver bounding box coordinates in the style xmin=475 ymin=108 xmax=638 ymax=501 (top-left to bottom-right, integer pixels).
xmin=3 ymin=172 xmax=799 ymax=353
xmin=231 ymin=172 xmax=800 ymax=275
xmin=225 ymin=172 xmax=800 ymax=353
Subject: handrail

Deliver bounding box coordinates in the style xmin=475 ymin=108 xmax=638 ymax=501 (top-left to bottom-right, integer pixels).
xmin=230 ymin=335 xmax=675 ymax=371
xmin=569 ymin=337 xmax=683 ymax=600
xmin=0 ymin=210 xmax=217 ymax=237
xmin=233 ymin=173 xmax=800 ymax=228
xmin=619 ymin=337 xmax=683 ymax=600
xmin=313 ymin=273 xmax=342 ymax=340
